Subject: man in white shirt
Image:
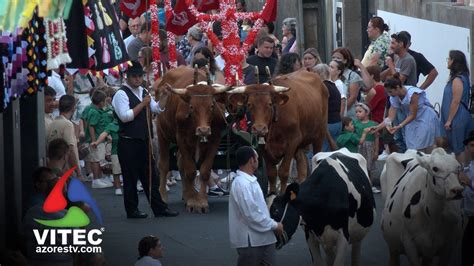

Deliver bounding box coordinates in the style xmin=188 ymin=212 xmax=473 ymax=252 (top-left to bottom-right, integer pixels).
xmin=112 ymin=60 xmax=178 ymax=219
xmin=229 ymin=146 xmax=283 ymax=266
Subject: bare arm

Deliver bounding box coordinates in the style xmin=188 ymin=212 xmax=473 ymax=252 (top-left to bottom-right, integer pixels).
xmin=419 ymin=68 xmax=438 ymax=90
xmin=346 ymin=83 xmax=360 ymax=110
xmin=340 ymin=98 xmax=346 ymax=118
xmin=444 ymin=78 xmax=463 ymax=130
xmin=380 ymin=57 xmax=396 ymax=81
xmin=368 ymin=53 xmax=381 ymax=67
xmin=91 ymin=131 xmax=110 ymax=148
xmin=89 ymin=126 xmax=96 ymax=142
xmin=364 ymin=88 xmax=376 ymax=103
xmin=374 ymin=106 xmax=397 ymax=132
xmin=354 ymin=59 xmax=374 ymax=91
xmin=393 ymin=93 xmax=419 ymax=132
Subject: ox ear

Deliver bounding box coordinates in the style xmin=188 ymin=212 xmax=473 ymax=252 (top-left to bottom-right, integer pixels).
xmin=273 ymin=93 xmax=290 ymax=106
xmin=415 ymin=151 xmax=431 ymax=170
xmin=285 ymin=182 xmax=300 ymax=201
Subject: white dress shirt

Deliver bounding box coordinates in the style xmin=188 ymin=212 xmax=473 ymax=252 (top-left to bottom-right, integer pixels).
xmin=112 ymin=83 xmax=164 ymax=123
xmin=124 ymin=35 xmax=137 ymax=52
xmin=229 ymin=170 xmax=277 ymax=248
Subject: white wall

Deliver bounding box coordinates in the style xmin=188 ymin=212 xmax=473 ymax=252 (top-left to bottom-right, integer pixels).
xmin=377 ymin=10 xmax=471 ymax=106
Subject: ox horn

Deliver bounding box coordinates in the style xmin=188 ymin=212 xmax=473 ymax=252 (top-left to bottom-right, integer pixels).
xmin=205 ymin=65 xmax=212 ymax=85
xmin=212 ymin=83 xmax=232 ymax=93
xmin=227 ymin=86 xmax=247 ymax=94
xmin=265 ymin=66 xmax=272 ymax=85
xmin=169 ymin=87 xmax=187 ymax=95
xmin=193 ymin=64 xmax=198 ymax=85
xmin=273 ymin=86 xmax=290 ymax=93
xmin=255 ymin=66 xmax=260 ymax=84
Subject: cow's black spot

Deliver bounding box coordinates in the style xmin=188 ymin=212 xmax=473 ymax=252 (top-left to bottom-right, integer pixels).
xmin=404 ymin=205 xmax=411 ymax=218
xmin=409 ymin=164 xmax=419 ymax=173
xmin=390 ymin=186 xmax=398 ymax=199
xmin=426 ymin=207 xmax=430 ymax=217
xmin=410 ymin=191 xmax=421 ymax=205
xmin=395 ymin=170 xmax=410 ymax=186
xmin=432 ymin=176 xmax=436 ymax=185
xmin=401 ymin=159 xmax=413 ymax=169
xmin=403 ymin=186 xmax=406 ymax=192
xmin=389 ymin=201 xmax=394 ymax=213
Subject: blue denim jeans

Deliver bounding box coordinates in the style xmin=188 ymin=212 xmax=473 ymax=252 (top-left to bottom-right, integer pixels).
xmin=323 ymin=122 xmax=342 ymax=152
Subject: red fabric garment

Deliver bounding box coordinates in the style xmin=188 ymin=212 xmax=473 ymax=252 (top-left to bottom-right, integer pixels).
xmin=368 ymin=84 xmax=387 ymax=123
xmin=120 ymin=0 xmax=149 ymax=19
xmin=194 ymin=0 xmax=219 ymax=12
xmin=260 ymin=0 xmax=277 ymax=22
xmin=166 ymin=0 xmax=198 ymax=35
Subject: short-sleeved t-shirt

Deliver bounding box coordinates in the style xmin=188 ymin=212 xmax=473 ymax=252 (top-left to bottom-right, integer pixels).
xmin=395 ymin=53 xmax=417 ymax=86
xmin=408 ymin=49 xmax=435 ymax=83
xmin=353 ymin=119 xmax=378 ymax=142
xmin=336 ymin=131 xmax=359 ymax=153
xmin=85 ymin=105 xmax=105 ymax=141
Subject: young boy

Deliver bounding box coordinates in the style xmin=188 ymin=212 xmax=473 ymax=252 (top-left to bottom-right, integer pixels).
xmin=91 ymin=91 xmax=123 ymax=196
xmin=84 ymin=90 xmax=112 ymax=189
xmin=336 ymin=117 xmax=370 ymax=153
xmin=460 ymin=130 xmax=474 ymax=266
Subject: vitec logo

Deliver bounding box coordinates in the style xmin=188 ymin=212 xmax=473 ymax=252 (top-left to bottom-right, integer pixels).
xmin=33 ymin=166 xmax=104 ymax=254
xmin=35 ymin=166 xmax=103 ymax=227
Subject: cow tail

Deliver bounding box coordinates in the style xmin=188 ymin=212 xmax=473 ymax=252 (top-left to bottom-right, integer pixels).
xmin=326 ymin=130 xmax=337 ymax=151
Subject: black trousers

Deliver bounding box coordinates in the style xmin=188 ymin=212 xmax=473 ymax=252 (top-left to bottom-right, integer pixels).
xmin=117 ymin=137 xmax=167 ymax=215
xmin=462 ymin=216 xmax=474 ymax=266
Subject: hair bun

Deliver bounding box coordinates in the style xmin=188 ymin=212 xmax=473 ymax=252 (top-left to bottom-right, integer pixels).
xmin=383 ymin=23 xmax=390 ymax=32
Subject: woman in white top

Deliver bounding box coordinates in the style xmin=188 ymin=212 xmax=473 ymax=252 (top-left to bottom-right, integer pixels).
xmin=329 ymin=60 xmax=347 ymax=118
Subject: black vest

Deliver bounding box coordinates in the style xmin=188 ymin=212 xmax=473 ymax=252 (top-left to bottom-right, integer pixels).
xmin=116 ymin=86 xmax=151 ymax=140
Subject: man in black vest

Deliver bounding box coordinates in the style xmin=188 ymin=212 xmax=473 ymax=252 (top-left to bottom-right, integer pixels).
xmin=112 ymin=61 xmax=178 ymax=219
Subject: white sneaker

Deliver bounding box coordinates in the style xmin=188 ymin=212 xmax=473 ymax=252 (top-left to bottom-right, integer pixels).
xmin=100 ymin=177 xmax=114 ymax=186
xmin=92 ymin=179 xmax=113 ymax=189
xmin=106 ymin=175 xmax=114 ymax=183
xmin=115 ymin=188 xmax=123 ymax=196
xmin=372 ymin=186 xmax=381 ymax=194
xmin=137 ymin=181 xmax=144 ymax=192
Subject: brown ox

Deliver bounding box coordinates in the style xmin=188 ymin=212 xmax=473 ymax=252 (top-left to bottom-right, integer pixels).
xmin=228 ymin=70 xmax=328 ymax=194
xmin=154 ymin=66 xmax=229 ymax=213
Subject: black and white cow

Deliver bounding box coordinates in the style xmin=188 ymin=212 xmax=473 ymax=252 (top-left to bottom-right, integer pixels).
xmin=269 ymin=148 xmax=375 ymax=266
xmin=381 ymin=148 xmax=464 ymax=266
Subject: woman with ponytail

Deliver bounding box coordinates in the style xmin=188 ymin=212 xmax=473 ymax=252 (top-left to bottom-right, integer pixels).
xmin=361 ymin=16 xmax=391 ymax=68
xmin=370 ymin=73 xmax=439 ymax=152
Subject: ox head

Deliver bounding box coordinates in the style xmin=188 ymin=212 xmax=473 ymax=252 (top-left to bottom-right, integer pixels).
xmin=417 ymin=148 xmax=463 ymax=200
xmin=167 ymin=81 xmax=230 ymax=141
xmin=227 ymin=84 xmax=290 ymax=137
xmin=268 ymin=183 xmax=301 ymax=249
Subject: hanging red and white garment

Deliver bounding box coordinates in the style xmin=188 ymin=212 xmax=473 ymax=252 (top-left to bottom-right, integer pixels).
xmin=44 ymin=18 xmax=72 ymax=70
